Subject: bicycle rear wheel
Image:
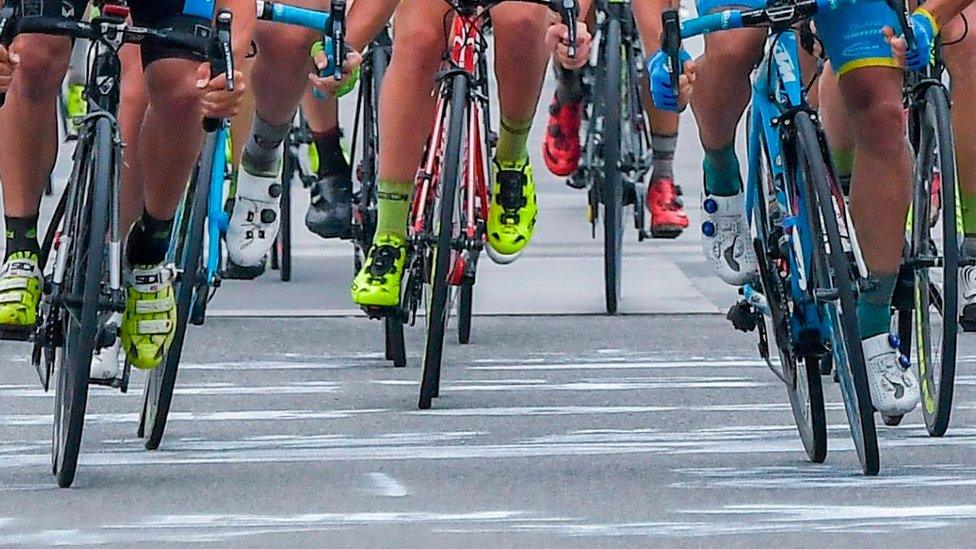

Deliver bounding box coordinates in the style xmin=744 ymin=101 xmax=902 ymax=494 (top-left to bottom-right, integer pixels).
xmin=139 ymin=131 xmax=214 ymax=450
xmin=796 ymin=113 xmax=879 ymax=475
xmin=419 ymin=74 xmax=467 ymax=410
xmin=52 ymin=117 xmax=112 ymax=488
xmin=385 ymin=316 xmax=406 ymax=368
xmin=910 ymin=85 xmax=959 ymax=437
xmin=601 ymin=18 xmax=624 ymax=315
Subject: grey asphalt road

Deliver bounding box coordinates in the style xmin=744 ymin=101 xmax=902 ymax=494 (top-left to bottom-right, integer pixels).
xmin=3 ymin=45 xmax=976 ymax=549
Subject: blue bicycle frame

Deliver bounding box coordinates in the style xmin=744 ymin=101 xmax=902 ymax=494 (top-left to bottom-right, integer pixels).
xmin=674 ymin=0 xmax=877 ymax=463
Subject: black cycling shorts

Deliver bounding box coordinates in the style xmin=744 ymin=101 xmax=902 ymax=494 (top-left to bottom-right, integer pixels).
xmin=19 ymin=1 xmax=210 ymax=67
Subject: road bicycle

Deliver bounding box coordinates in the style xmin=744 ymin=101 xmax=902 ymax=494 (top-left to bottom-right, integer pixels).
xmin=569 ymin=0 xmax=657 ymax=314
xmin=886 ymin=1 xmax=966 ymax=436
xmin=668 ymin=0 xmax=880 ymax=474
xmin=363 ymin=0 xmax=578 ymax=410
xmin=346 ymin=26 xmax=405 ymax=367
xmin=0 ymin=3 xmax=232 ymax=487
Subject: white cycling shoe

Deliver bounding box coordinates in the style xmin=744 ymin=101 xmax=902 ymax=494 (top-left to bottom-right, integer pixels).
xmin=701 ymin=192 xmax=757 ymax=286
xmin=959 ymin=265 xmax=976 ymax=331
xmin=861 ymin=333 xmax=920 ymax=416
xmin=226 ymin=152 xmax=284 ymax=267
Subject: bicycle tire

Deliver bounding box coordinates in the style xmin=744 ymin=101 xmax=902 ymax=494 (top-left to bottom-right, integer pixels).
xmin=458 ymin=280 xmax=473 ymax=344
xmin=796 ymin=112 xmax=879 ymax=475
xmin=912 ymin=85 xmax=958 ymax=437
xmin=754 ymin=129 xmax=827 ymax=463
xmin=52 ymin=117 xmax=112 ymax=488
xmin=385 ymin=316 xmax=407 ymax=368
xmin=602 ymin=18 xmax=624 ymax=315
xmin=419 ymin=74 xmax=467 ymax=410
xmin=279 ymin=148 xmax=293 ymax=282
xmin=139 ymin=132 xmax=214 ymax=451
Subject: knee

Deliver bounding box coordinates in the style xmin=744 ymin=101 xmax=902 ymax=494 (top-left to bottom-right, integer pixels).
xmin=704 ymin=34 xmax=764 ymax=74
xmin=493 ymin=7 xmax=548 ymax=45
xmin=12 ymin=37 xmax=70 ymax=100
xmin=144 ymin=65 xmax=202 ymax=119
xmin=390 ymin=23 xmax=443 ymax=77
xmin=850 ymin=96 xmax=905 ymax=154
xmin=254 ymin=25 xmax=317 ymax=73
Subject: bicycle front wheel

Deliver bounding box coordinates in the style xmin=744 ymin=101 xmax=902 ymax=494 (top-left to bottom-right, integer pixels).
xmin=796 ymin=112 xmax=879 ymax=475
xmin=911 ymin=84 xmax=959 ymax=437
xmin=53 ymin=117 xmax=113 ymax=488
xmin=601 ymin=18 xmax=624 ymax=315
xmin=139 ymin=131 xmax=214 ymax=450
xmin=419 ymin=74 xmax=468 ymax=410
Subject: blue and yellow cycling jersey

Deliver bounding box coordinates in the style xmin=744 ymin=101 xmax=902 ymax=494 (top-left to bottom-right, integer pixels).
xmin=694 ymin=0 xmax=900 ymax=77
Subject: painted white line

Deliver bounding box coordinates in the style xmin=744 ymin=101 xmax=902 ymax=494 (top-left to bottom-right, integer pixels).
xmin=0 ymin=382 xmax=341 ymax=398
xmin=365 ymin=472 xmax=409 ymax=497
xmin=0 ymin=409 xmax=385 ymax=427
xmin=467 ymin=360 xmax=769 ymax=371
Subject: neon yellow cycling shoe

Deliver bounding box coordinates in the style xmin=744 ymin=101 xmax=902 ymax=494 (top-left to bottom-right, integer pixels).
xmin=121 ymin=264 xmax=176 ymax=370
xmin=66 ymin=84 xmax=86 ymax=134
xmin=487 ymin=158 xmax=538 ymax=262
xmin=0 ymin=252 xmax=42 ymax=336
xmin=351 ymin=233 xmax=407 ymax=308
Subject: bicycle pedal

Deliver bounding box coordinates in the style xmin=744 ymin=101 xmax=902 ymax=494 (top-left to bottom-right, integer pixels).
xmin=727 ymin=301 xmax=760 ymax=333
xmin=362 ymin=305 xmax=398 ymax=320
xmin=0 ymin=323 xmax=34 ymax=341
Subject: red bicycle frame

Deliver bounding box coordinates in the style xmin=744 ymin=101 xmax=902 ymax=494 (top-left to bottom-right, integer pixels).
xmin=410 ymin=12 xmax=492 ymax=286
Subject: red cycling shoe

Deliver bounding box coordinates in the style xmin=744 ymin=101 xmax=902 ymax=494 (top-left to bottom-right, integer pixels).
xmin=543 ymin=98 xmax=582 ymax=177
xmin=647 ymin=178 xmax=689 ymax=239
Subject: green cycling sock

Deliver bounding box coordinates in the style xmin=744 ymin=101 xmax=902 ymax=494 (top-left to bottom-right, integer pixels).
xmin=857 ymin=273 xmax=897 ymax=339
xmin=961 ymin=190 xmax=976 ymax=238
xmin=831 ymin=148 xmax=854 ymax=195
xmin=702 ymin=144 xmax=742 ymax=197
xmin=375 ymin=179 xmax=414 ymax=240
xmin=496 ymin=117 xmax=533 ymax=165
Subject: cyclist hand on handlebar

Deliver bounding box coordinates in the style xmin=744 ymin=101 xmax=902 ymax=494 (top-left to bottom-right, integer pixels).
xmin=0 ymin=45 xmax=18 ymax=93
xmin=882 ymin=8 xmax=938 ymax=71
xmin=309 ymin=39 xmax=363 ymax=98
xmin=546 ymin=20 xmax=591 ymax=70
xmin=648 ymin=49 xmax=694 ymax=113
xmin=195 ymin=63 xmax=247 ymax=119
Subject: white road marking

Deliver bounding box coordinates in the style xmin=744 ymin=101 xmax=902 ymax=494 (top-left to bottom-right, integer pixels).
xmin=0 ymin=409 xmax=385 ymax=427
xmin=365 ymin=472 xmax=409 ymax=497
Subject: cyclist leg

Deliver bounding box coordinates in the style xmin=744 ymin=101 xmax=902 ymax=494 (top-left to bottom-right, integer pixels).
xmin=119 ymin=6 xmax=247 ymax=370
xmin=816 ymin=2 xmax=919 ymax=415
xmin=485 ymin=4 xmax=550 ymax=260
xmin=352 ymin=0 xmax=446 ymax=307
xmin=689 ymin=0 xmax=765 ymax=286
xmin=544 ymin=5 xmax=595 ymax=178
xmin=941 ymin=6 xmax=976 ymax=318
xmin=0 ymin=1 xmax=86 ymax=332
xmin=633 ymin=0 xmax=689 ymax=236
xmin=225 ymin=0 xmax=322 ymax=268
xmin=304 ymin=92 xmax=355 ymax=239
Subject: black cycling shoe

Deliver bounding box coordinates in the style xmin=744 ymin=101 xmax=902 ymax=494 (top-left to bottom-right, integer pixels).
xmin=306 ymin=174 xmax=353 ymax=239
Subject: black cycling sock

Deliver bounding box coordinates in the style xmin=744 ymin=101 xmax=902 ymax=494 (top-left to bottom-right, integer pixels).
xmin=313 ymin=127 xmax=350 ymax=178
xmin=125 ymin=210 xmax=174 ymax=267
xmin=4 ymin=215 xmax=40 ymax=261
xmin=554 ymin=64 xmax=584 ymax=105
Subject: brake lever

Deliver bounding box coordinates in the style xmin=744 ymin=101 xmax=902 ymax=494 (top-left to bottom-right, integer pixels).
xmin=885 ymin=0 xmax=915 ymax=51
xmin=330 ymin=0 xmax=347 ymax=80
xmin=555 ymin=0 xmax=578 ymax=59
xmin=203 ymin=10 xmax=234 ymax=133
xmin=662 ymin=9 xmax=682 ymax=91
